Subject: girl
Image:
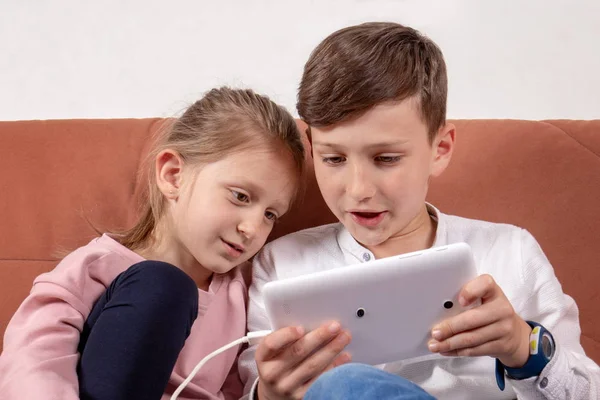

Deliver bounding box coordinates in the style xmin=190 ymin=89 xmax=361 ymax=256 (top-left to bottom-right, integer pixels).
xmin=0 ymin=87 xmax=305 ymax=400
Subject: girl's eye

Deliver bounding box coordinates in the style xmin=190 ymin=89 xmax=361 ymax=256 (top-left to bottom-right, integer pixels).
xmin=232 ymin=190 xmax=249 ymax=203
xmin=375 ymin=155 xmax=401 ymax=163
xmin=265 ymin=211 xmax=277 ymax=221
xmin=322 ymin=156 xmax=345 ymax=165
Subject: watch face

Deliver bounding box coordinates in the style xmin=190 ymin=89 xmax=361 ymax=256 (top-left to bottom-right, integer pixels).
xmin=541 ymin=333 xmax=555 ymax=360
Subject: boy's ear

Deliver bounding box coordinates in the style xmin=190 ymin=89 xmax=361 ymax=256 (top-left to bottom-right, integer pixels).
xmin=430 ymin=122 xmax=456 ymax=177
xmin=156 ymin=149 xmax=184 ymax=200
xmin=305 ymin=125 xmax=313 ymax=156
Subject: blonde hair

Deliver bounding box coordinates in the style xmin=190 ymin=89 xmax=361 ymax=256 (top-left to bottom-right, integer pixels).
xmin=117 ymin=87 xmax=305 ymax=250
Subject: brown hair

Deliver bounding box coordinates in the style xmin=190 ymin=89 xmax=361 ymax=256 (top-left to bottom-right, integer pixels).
xmin=297 ymin=22 xmax=447 ymax=141
xmin=117 ymin=87 xmax=305 ymax=250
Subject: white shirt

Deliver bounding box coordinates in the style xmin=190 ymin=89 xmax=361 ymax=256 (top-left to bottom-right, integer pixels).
xmin=239 ymin=205 xmax=600 ymax=400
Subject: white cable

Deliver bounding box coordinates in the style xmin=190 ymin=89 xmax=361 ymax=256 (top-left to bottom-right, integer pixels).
xmin=170 ymin=330 xmax=272 ymax=400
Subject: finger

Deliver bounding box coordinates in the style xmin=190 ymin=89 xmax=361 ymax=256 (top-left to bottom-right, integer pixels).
xmin=255 ymin=326 xmax=305 ymax=362
xmin=438 ymin=338 xmax=506 ymax=358
xmin=332 ymin=351 xmax=352 ymax=368
xmin=257 ymin=321 xmax=346 ymax=387
xmin=278 ymin=330 xmax=352 ymax=391
xmin=279 ymin=321 xmax=345 ymax=367
xmin=440 ymin=350 xmax=457 ymax=357
xmin=429 ymin=321 xmax=505 ymax=354
xmin=458 ymin=274 xmax=499 ymax=306
xmin=431 ymin=298 xmax=512 ymax=341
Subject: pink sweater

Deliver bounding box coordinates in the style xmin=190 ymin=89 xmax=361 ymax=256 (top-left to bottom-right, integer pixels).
xmin=0 ymin=234 xmax=248 ymax=400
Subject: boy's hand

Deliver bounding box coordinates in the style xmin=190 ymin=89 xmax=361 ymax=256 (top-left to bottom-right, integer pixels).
xmin=427 ymin=274 xmax=532 ymax=368
xmin=255 ymin=321 xmax=352 ymax=400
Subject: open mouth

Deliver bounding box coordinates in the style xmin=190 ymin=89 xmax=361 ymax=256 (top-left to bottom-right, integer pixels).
xmin=349 ymin=211 xmax=387 ymax=227
xmin=352 ymin=211 xmax=383 ymax=219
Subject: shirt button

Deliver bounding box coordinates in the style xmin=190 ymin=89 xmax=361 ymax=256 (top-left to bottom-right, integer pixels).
xmin=362 ymin=253 xmax=371 ymax=261
xmin=539 ymin=377 xmax=548 ymax=389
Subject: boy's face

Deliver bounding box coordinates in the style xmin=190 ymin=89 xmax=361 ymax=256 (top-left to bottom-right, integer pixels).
xmin=310 ymin=99 xmax=454 ymax=250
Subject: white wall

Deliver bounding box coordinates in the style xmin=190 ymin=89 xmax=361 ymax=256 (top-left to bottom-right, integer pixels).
xmin=1 ymin=0 xmax=599 ymax=121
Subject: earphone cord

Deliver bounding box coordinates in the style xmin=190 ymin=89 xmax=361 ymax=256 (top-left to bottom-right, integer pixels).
xmin=170 ymin=330 xmax=272 ymax=400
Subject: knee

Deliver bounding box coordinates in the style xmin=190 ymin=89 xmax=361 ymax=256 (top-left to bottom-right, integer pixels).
xmin=316 ymin=363 xmax=373 ymax=385
xmin=122 ymin=261 xmax=198 ymax=313
xmin=308 ymin=364 xmax=372 ymax=395
xmin=307 ymin=364 xmax=433 ymax=400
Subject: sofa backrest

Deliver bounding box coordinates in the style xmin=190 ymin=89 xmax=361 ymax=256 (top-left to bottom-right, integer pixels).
xmin=1 ymin=118 xmax=599 ymax=362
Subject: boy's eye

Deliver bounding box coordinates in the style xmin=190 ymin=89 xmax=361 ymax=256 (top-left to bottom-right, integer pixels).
xmin=232 ymin=190 xmax=249 ymax=203
xmin=375 ymin=155 xmax=401 ymax=163
xmin=322 ymin=156 xmax=345 ymax=165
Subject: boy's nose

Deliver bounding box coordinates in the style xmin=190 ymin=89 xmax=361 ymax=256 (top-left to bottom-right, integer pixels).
xmin=347 ymin=165 xmax=376 ymax=201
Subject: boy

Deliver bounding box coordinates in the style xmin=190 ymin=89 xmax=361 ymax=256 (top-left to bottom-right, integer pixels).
xmin=239 ymin=22 xmax=600 ymax=399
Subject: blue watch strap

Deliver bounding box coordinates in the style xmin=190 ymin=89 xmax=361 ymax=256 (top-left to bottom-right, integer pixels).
xmin=495 ymin=358 xmax=507 ymax=391
xmin=495 ymin=321 xmax=554 ymax=391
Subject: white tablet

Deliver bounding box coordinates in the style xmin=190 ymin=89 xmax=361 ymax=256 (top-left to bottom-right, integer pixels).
xmin=263 ymin=242 xmax=479 ymax=366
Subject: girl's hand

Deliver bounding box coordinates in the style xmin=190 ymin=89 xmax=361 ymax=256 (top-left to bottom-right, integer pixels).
xmin=427 ymin=274 xmax=532 ymax=368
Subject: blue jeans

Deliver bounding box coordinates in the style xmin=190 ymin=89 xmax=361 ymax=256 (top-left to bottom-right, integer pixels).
xmin=305 ymin=364 xmax=436 ymax=400
xmin=77 ymin=261 xmax=199 ymax=400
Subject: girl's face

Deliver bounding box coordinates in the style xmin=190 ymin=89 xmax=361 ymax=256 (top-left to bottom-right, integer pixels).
xmin=154 ymin=146 xmax=298 ymax=286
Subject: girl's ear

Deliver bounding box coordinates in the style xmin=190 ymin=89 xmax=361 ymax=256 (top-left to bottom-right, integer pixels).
xmin=430 ymin=122 xmax=456 ymax=177
xmin=156 ymin=149 xmax=184 ymax=200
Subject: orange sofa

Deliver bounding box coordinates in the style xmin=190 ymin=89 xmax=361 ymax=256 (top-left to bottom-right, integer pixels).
xmin=1 ymin=118 xmax=599 ymax=365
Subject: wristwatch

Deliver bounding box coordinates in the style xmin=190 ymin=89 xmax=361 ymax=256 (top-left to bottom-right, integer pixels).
xmin=495 ymin=321 xmax=555 ymax=391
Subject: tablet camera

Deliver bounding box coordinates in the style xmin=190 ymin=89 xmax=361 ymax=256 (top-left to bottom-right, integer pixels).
xmin=443 ymin=301 xmax=454 ymax=309
xmin=356 ymin=308 xmax=366 ymax=318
